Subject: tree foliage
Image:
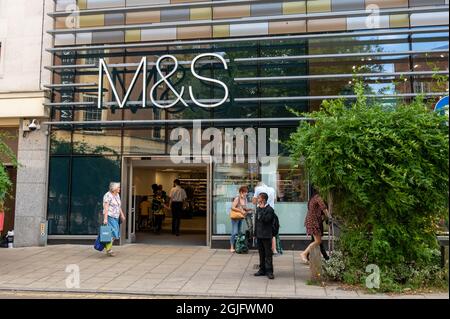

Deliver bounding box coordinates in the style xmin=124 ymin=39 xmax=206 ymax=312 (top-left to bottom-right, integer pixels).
xmin=288 ymin=79 xmax=449 ymax=290
xmin=0 ymin=133 xmax=18 ymax=206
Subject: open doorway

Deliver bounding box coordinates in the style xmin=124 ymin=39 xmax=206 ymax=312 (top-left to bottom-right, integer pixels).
xmin=132 ymin=165 xmax=208 ymax=246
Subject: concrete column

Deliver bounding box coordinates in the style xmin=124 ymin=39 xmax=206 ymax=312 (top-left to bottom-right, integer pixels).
xmin=13 ymin=121 xmax=49 ymax=247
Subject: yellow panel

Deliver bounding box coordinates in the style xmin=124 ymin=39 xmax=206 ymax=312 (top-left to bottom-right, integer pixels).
xmin=77 ymin=0 xmax=87 ymax=10
xmin=390 ymin=14 xmax=410 ymax=28
xmin=190 ymin=7 xmax=212 ymax=20
xmin=79 ymin=14 xmax=105 ymax=27
xmin=125 ymin=30 xmax=141 ymax=43
xmin=283 ymin=1 xmax=306 ymax=15
xmin=307 ymin=0 xmax=331 ymax=13
xmin=213 ymin=25 xmax=230 ymax=38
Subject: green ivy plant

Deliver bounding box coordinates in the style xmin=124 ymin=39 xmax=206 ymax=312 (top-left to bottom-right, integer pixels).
xmin=288 ymin=79 xmax=449 ymax=291
xmin=0 ymin=133 xmax=17 ymax=208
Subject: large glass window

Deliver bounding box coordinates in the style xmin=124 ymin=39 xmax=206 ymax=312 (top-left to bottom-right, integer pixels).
xmin=212 ymin=156 xmax=308 ymax=236
xmin=47 ymin=157 xmax=70 ymax=235
xmin=47 ymin=156 xmax=121 ymax=235
xmin=69 ymin=156 xmax=121 ymax=235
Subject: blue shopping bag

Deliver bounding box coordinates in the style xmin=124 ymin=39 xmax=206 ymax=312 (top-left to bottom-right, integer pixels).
xmin=99 ymin=225 xmax=112 ymax=243
xmin=94 ymin=235 xmax=104 ymax=251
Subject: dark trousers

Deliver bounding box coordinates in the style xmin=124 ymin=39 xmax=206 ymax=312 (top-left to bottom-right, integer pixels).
xmin=311 ymin=235 xmax=329 ymax=260
xmin=171 ymin=202 xmax=183 ymax=235
xmin=257 ymin=238 xmax=273 ymax=275
xmin=154 ymin=215 xmax=164 ymax=232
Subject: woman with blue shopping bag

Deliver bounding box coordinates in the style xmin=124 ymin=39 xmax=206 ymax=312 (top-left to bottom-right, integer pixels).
xmin=101 ymin=182 xmax=126 ymax=257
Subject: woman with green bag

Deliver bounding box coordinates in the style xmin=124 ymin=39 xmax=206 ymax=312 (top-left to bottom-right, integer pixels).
xmin=102 ymin=182 xmax=126 ymax=256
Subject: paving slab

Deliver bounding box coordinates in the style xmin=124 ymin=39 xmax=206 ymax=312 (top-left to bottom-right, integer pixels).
xmin=1 ymin=244 xmax=448 ymax=299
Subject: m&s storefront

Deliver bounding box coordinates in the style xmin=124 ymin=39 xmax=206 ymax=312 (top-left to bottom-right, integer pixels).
xmin=44 ymin=0 xmax=449 ymax=248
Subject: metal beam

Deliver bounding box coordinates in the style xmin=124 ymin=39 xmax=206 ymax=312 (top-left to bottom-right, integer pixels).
xmin=43 ymin=117 xmax=314 ymax=126
xmin=44 ymin=92 xmax=447 ymax=107
xmin=234 ymin=70 xmax=450 ymax=82
xmin=46 ymin=26 xmax=449 ymax=53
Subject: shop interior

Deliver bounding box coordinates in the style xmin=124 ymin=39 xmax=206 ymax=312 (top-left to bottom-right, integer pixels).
xmin=132 ymin=166 xmax=207 ymax=246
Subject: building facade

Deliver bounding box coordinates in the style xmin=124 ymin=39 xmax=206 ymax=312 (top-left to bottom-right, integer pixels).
xmin=0 ymin=0 xmax=53 ymax=246
xmin=15 ymin=0 xmax=450 ymax=248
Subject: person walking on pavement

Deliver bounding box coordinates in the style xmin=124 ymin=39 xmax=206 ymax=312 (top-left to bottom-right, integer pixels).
xmin=102 ymin=182 xmax=126 ymax=257
xmin=169 ymin=179 xmax=187 ymax=236
xmin=254 ymin=192 xmax=276 ymax=280
xmin=300 ymin=188 xmax=330 ymax=263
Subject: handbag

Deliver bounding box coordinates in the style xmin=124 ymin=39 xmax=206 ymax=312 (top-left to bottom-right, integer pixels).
xmin=229 ymin=197 xmax=245 ymax=220
xmin=94 ymin=235 xmax=105 ymax=251
xmin=230 ymin=209 xmax=244 ymax=220
xmin=99 ymin=225 xmax=112 ymax=243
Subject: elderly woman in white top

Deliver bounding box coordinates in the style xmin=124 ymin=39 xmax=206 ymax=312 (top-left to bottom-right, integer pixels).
xmin=103 ymin=182 xmax=126 ymax=256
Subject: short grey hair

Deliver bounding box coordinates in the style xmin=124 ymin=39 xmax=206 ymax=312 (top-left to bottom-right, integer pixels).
xmin=109 ymin=182 xmax=120 ymax=192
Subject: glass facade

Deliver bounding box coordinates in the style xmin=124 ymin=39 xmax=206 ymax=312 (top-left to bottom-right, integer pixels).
xmin=46 ymin=0 xmax=449 ymax=239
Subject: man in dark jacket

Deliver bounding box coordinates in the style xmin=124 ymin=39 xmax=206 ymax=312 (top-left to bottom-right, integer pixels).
xmin=254 ymin=192 xmax=275 ymax=279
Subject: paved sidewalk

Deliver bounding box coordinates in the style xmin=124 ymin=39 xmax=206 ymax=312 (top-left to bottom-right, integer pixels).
xmin=0 ymin=244 xmax=447 ymax=299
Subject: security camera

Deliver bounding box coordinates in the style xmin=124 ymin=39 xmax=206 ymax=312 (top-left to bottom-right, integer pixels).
xmin=28 ymin=119 xmax=39 ymax=131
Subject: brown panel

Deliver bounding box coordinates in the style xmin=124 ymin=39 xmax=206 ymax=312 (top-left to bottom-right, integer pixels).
xmin=171 ymin=0 xmax=208 ymax=3
xmin=308 ymin=18 xmax=347 ymax=32
xmin=269 ymin=20 xmax=306 ymax=35
xmin=55 ymin=17 xmax=69 ymax=29
xmin=126 ymin=11 xmax=161 ymax=24
xmin=178 ymin=25 xmax=212 ymax=39
xmin=213 ymin=5 xmax=251 ymax=19
xmin=365 ymin=0 xmax=408 ymax=9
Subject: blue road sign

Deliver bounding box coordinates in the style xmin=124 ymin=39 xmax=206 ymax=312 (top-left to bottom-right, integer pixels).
xmin=434 ymin=96 xmax=449 ymax=116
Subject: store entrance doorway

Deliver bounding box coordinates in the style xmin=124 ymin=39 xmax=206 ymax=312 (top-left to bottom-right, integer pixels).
xmin=122 ymin=157 xmax=210 ymax=246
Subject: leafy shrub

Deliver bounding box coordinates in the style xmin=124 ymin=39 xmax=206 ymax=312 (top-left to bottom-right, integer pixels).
xmin=323 ymin=251 xmax=345 ymax=281
xmin=288 ymin=79 xmax=449 ymax=291
xmin=0 ymin=132 xmax=17 ymax=207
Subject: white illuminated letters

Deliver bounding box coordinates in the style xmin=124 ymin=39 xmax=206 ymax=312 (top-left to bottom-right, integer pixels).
xmin=189 ymin=53 xmax=229 ymax=108
xmin=98 ymin=53 xmax=229 ymax=109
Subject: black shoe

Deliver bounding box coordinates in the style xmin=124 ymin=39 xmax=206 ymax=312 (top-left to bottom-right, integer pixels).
xmin=254 ymin=271 xmax=266 ymax=276
xmin=267 ymin=273 xmax=274 ymax=280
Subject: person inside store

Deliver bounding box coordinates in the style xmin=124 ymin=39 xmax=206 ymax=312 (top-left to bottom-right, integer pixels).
xmin=230 ymin=186 xmax=252 ymax=253
xmin=252 ymin=181 xmax=278 ymax=255
xmin=169 ymin=179 xmax=187 ymax=236
xmin=300 ymin=187 xmax=330 ymax=263
xmin=152 ymin=189 xmax=165 ymax=235
xmin=254 ymin=192 xmax=276 ymax=279
xmin=138 ymin=196 xmax=151 ymax=230
xmin=102 ymin=182 xmax=126 ymax=257
xmin=151 ymin=183 xmax=159 ymax=196
xmin=158 ymin=184 xmax=168 ymax=203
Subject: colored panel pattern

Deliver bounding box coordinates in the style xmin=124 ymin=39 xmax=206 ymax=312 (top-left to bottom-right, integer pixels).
xmin=50 ymin=0 xmax=450 ymax=44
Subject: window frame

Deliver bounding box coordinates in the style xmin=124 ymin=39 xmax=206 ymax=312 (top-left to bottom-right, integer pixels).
xmin=0 ymin=38 xmax=5 ymax=79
